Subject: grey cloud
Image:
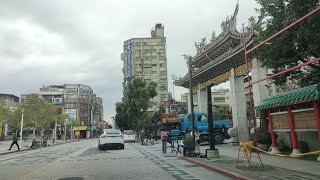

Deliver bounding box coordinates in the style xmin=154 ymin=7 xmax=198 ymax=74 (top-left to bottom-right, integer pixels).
xmin=0 ymin=0 xmax=258 ymax=118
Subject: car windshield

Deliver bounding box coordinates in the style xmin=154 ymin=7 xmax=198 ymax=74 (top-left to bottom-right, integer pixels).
xmin=123 ymin=130 xmax=134 ymax=135
xmin=104 ymin=129 xmax=120 ymax=134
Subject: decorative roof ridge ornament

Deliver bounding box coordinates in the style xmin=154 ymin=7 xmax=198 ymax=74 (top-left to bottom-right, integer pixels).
xmin=194 ymin=38 xmax=207 ymax=54
xmin=210 ymin=30 xmax=216 ymax=43
xmin=221 ymin=0 xmax=239 ymax=33
xmin=181 ymin=54 xmax=193 ymax=63
xmin=194 ymin=1 xmax=239 ymax=56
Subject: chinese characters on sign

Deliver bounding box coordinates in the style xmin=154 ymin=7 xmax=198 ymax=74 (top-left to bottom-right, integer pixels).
xmin=125 ymin=40 xmax=132 ymax=78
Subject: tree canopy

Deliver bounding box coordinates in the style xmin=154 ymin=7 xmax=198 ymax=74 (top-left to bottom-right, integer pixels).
xmin=1 ymin=95 xmax=57 ymax=138
xmin=19 ymin=94 xmax=57 ymax=138
xmin=115 ymin=78 xmax=157 ymax=131
xmin=0 ymin=100 xmax=10 ymax=122
xmin=254 ymin=0 xmax=320 ymax=87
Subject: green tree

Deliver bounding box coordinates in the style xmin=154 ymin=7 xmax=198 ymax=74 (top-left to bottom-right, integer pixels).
xmin=7 ymin=105 xmax=23 ymax=130
xmin=212 ymin=105 xmax=232 ymax=120
xmin=0 ymin=100 xmax=10 ymax=124
xmin=115 ymin=78 xmax=157 ymax=131
xmin=64 ymin=114 xmax=77 ymax=140
xmin=0 ymin=100 xmax=23 ymax=136
xmin=254 ymin=0 xmax=320 ymax=87
xmin=115 ymin=102 xmax=129 ymax=130
xmin=20 ymin=94 xmax=57 ymax=139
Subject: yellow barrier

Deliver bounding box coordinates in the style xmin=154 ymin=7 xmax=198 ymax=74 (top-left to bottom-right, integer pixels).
xmin=238 ymin=141 xmax=255 ymax=167
xmin=249 ymin=145 xmax=320 ymax=157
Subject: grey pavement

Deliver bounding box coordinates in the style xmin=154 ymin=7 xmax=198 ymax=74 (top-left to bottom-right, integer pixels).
xmin=0 ymin=139 xmax=230 ymax=180
xmin=201 ymin=142 xmax=320 ymax=175
xmin=193 ymin=142 xmax=320 ymax=179
xmin=133 ymin=141 xmax=230 ymax=180
xmin=0 ymin=139 xmax=73 ymax=154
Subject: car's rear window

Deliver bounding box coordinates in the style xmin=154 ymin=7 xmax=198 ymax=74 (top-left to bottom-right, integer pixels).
xmin=123 ymin=130 xmax=134 ymax=135
xmin=104 ymin=129 xmax=120 ymax=134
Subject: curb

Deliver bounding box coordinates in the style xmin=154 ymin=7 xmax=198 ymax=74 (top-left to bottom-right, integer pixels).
xmin=177 ymin=154 xmax=252 ymax=180
xmin=0 ymin=140 xmax=74 ymax=156
xmin=0 ymin=148 xmax=31 ymax=155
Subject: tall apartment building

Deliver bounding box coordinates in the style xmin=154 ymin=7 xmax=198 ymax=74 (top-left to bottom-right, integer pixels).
xmin=121 ymin=24 xmax=168 ymax=110
xmin=21 ymin=84 xmax=103 ymax=138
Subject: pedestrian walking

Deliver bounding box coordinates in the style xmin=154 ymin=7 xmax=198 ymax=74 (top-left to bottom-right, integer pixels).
xmin=8 ymin=133 xmax=20 ymax=151
xmin=160 ymin=128 xmax=169 ymax=153
xmin=140 ymin=130 xmax=145 ymax=145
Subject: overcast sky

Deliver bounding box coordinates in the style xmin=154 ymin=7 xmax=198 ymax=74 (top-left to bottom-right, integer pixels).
xmin=0 ymin=0 xmax=259 ymax=123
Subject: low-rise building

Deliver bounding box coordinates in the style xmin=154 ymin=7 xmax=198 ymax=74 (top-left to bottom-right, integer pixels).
xmin=21 ymin=84 xmax=103 ymax=139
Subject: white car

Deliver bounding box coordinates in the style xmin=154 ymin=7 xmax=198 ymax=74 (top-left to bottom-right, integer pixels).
xmin=98 ymin=129 xmax=124 ymax=150
xmin=123 ymin=130 xmax=135 ymax=143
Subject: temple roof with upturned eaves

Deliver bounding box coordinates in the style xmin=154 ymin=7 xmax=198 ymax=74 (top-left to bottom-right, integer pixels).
xmin=192 ymin=2 xmax=242 ymax=66
xmin=175 ymin=2 xmax=255 ymax=88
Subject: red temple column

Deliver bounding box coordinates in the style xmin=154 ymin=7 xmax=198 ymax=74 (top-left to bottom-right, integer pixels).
xmin=268 ymin=109 xmax=281 ymax=154
xmin=313 ymin=101 xmax=320 ymax=142
xmin=287 ymin=105 xmax=300 ymax=155
xmin=313 ymin=100 xmax=320 ymax=161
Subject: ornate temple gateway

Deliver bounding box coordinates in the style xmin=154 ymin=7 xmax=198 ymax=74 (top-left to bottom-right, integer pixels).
xmin=175 ymin=3 xmax=270 ymax=143
xmin=175 ymin=3 xmax=320 ymax=160
xmin=175 ymin=3 xmax=254 ymax=91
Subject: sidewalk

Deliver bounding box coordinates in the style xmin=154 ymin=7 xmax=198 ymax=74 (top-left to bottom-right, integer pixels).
xmin=179 ymin=142 xmax=320 ymax=179
xmin=0 ymin=139 xmax=75 ymax=155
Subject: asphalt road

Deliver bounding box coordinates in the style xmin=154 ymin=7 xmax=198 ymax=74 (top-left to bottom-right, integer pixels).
xmin=0 ymin=139 xmax=230 ymax=180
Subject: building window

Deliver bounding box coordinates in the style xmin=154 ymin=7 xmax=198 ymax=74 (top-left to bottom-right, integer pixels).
xmin=159 ymin=86 xmax=167 ymax=90
xmin=213 ymin=97 xmax=226 ymax=103
xmin=143 ymin=71 xmax=151 ymax=75
xmin=143 ymin=64 xmax=151 ymax=68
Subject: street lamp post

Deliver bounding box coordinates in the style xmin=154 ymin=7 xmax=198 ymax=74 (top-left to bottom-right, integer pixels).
xmin=183 ymin=54 xmax=196 ymax=144
xmin=171 ymin=74 xmax=178 ymax=100
xmin=70 ymin=125 xmax=73 ymax=141
xmin=20 ymin=109 xmax=24 ymax=148
xmin=64 ymin=123 xmax=67 ymax=142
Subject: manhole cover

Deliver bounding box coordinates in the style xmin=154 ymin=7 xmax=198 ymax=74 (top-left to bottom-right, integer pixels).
xmin=57 ymin=177 xmax=84 ymax=180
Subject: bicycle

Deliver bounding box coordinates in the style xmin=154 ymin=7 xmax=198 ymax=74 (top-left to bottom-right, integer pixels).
xmin=144 ymin=137 xmax=155 ymax=146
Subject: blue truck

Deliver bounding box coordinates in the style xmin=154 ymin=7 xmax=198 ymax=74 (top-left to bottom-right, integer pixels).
xmin=163 ymin=112 xmax=232 ymax=144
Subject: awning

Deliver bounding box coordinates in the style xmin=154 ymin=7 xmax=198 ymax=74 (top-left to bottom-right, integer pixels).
xmin=256 ymin=83 xmax=320 ymax=110
xmin=73 ymin=126 xmax=87 ymax=131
